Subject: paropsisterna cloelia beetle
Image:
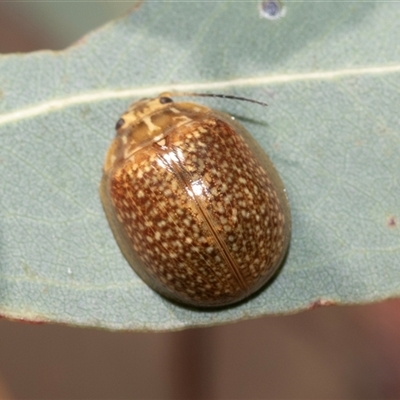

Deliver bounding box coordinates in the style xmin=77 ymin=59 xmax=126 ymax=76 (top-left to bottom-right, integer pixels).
xmin=100 ymin=92 xmax=291 ymax=308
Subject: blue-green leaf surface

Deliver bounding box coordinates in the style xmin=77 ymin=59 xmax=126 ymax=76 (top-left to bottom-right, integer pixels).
xmin=0 ymin=1 xmax=399 ymax=331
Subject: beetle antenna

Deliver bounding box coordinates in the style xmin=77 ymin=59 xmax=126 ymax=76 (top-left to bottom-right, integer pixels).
xmin=178 ymin=92 xmax=268 ymax=107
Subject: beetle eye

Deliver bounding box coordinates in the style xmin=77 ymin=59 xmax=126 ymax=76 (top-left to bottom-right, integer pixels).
xmin=159 ymin=96 xmax=173 ymax=104
xmin=115 ymin=118 xmax=125 ymax=130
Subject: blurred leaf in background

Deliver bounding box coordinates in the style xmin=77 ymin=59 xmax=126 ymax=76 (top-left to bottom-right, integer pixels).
xmin=0 ymin=1 xmax=131 ymax=52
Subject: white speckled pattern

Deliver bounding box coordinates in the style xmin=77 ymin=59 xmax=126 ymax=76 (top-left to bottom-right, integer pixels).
xmin=100 ymin=94 xmax=290 ymax=307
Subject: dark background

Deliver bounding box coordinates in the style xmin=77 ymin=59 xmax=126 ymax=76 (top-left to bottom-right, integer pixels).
xmin=1 ymin=2 xmax=400 ymax=399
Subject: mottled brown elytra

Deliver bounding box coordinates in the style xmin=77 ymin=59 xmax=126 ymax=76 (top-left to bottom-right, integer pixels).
xmin=100 ymin=92 xmax=291 ymax=307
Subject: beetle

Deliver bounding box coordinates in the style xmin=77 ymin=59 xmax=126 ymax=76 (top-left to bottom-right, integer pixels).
xmin=100 ymin=92 xmax=291 ymax=307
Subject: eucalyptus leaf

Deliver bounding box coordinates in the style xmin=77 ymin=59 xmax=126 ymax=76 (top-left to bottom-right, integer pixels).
xmin=0 ymin=1 xmax=399 ymax=331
